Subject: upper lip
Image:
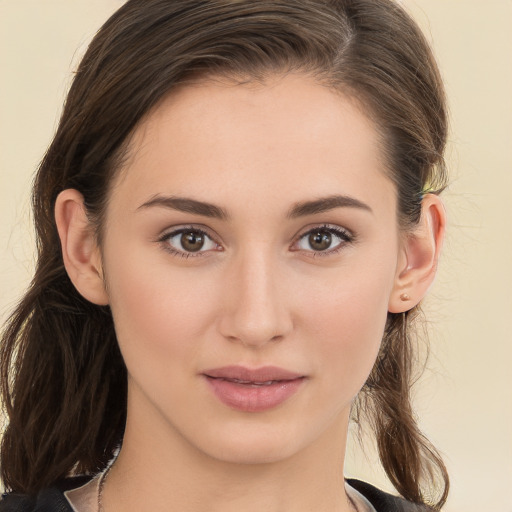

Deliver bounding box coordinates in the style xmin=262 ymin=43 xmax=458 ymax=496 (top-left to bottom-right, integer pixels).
xmin=203 ymin=365 xmax=304 ymax=383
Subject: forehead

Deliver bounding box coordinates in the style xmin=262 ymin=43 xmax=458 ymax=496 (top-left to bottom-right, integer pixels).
xmin=111 ymin=73 xmax=395 ymax=216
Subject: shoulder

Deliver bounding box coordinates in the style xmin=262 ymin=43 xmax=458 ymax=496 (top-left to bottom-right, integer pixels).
xmin=347 ymin=479 xmax=435 ymax=512
xmin=0 ymin=476 xmax=91 ymax=512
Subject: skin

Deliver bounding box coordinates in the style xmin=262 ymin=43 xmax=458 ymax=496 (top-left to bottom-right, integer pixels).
xmin=55 ymin=73 xmax=445 ymax=512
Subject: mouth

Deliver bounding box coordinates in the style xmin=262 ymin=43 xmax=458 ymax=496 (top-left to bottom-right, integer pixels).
xmin=208 ymin=378 xmax=292 ymax=387
xmin=202 ymin=365 xmax=306 ymax=412
xmin=203 ymin=365 xmax=304 ymax=382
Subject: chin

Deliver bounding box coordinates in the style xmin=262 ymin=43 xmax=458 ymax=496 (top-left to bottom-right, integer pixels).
xmin=209 ymin=440 xmax=299 ymax=466
xmin=186 ymin=417 xmax=321 ymax=467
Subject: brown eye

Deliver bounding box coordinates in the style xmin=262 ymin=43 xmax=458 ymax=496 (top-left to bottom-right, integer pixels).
xmin=181 ymin=231 xmax=205 ymax=252
xmin=295 ymin=225 xmax=352 ymax=255
xmin=308 ymin=230 xmax=332 ymax=251
xmin=163 ymin=228 xmax=218 ymax=256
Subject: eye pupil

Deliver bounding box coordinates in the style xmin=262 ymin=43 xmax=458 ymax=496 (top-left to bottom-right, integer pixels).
xmin=309 ymin=230 xmax=332 ymax=251
xmin=181 ymin=231 xmax=204 ymax=252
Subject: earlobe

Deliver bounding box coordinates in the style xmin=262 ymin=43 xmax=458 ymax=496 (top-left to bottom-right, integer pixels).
xmin=54 ymin=189 xmax=109 ymax=306
xmin=388 ymin=194 xmax=446 ymax=313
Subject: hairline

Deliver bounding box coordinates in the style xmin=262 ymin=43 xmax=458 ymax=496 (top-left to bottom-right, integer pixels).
xmin=94 ymin=68 xmax=401 ymax=246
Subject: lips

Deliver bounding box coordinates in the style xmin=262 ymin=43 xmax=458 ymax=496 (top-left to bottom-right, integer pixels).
xmin=203 ymin=365 xmax=303 ymax=383
xmin=202 ymin=365 xmax=306 ymax=412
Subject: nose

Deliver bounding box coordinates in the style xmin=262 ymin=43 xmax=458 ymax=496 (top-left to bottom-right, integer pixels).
xmin=217 ymin=249 xmax=293 ymax=348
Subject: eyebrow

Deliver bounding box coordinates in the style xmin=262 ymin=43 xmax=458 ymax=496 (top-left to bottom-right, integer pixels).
xmin=137 ymin=195 xmax=229 ymax=220
xmin=137 ymin=193 xmax=372 ymax=220
xmin=287 ymin=194 xmax=373 ymax=218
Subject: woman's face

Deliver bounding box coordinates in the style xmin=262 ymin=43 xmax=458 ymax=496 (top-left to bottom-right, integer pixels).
xmin=100 ymin=73 xmax=404 ymax=464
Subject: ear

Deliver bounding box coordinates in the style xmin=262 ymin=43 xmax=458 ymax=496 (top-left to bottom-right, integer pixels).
xmin=54 ymin=189 xmax=109 ymax=306
xmin=388 ymin=194 xmax=446 ymax=313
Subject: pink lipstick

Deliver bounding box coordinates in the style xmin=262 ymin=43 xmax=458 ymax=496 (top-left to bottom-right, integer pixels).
xmin=202 ymin=365 xmax=305 ymax=412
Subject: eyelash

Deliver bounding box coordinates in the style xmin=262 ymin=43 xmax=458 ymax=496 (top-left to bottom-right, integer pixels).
xmin=157 ymin=226 xmax=218 ymax=259
xmin=157 ymin=224 xmax=355 ymax=259
xmin=295 ymin=224 xmax=354 ymax=258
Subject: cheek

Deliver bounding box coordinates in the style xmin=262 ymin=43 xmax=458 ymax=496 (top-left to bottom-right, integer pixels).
xmin=104 ymin=248 xmax=220 ymax=371
xmin=297 ymin=263 xmax=394 ymax=395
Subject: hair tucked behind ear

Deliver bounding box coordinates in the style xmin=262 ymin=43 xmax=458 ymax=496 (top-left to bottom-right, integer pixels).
xmin=1 ymin=0 xmax=448 ymax=506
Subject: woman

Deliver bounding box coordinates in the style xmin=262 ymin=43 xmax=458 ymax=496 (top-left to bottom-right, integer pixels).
xmin=0 ymin=0 xmax=449 ymax=511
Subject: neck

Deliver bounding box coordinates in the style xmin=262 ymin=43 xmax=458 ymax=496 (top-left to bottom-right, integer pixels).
xmin=102 ymin=383 xmax=355 ymax=512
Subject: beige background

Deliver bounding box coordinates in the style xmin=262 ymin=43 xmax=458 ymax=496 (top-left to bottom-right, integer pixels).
xmin=1 ymin=1 xmax=511 ymax=511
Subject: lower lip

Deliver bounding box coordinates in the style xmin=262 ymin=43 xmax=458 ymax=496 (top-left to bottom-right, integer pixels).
xmin=204 ymin=376 xmax=305 ymax=412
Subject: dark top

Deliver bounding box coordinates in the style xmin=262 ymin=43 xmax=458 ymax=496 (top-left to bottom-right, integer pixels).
xmin=0 ymin=477 xmax=431 ymax=512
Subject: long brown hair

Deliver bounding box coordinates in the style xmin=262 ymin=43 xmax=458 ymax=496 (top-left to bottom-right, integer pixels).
xmin=1 ymin=0 xmax=449 ymax=507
